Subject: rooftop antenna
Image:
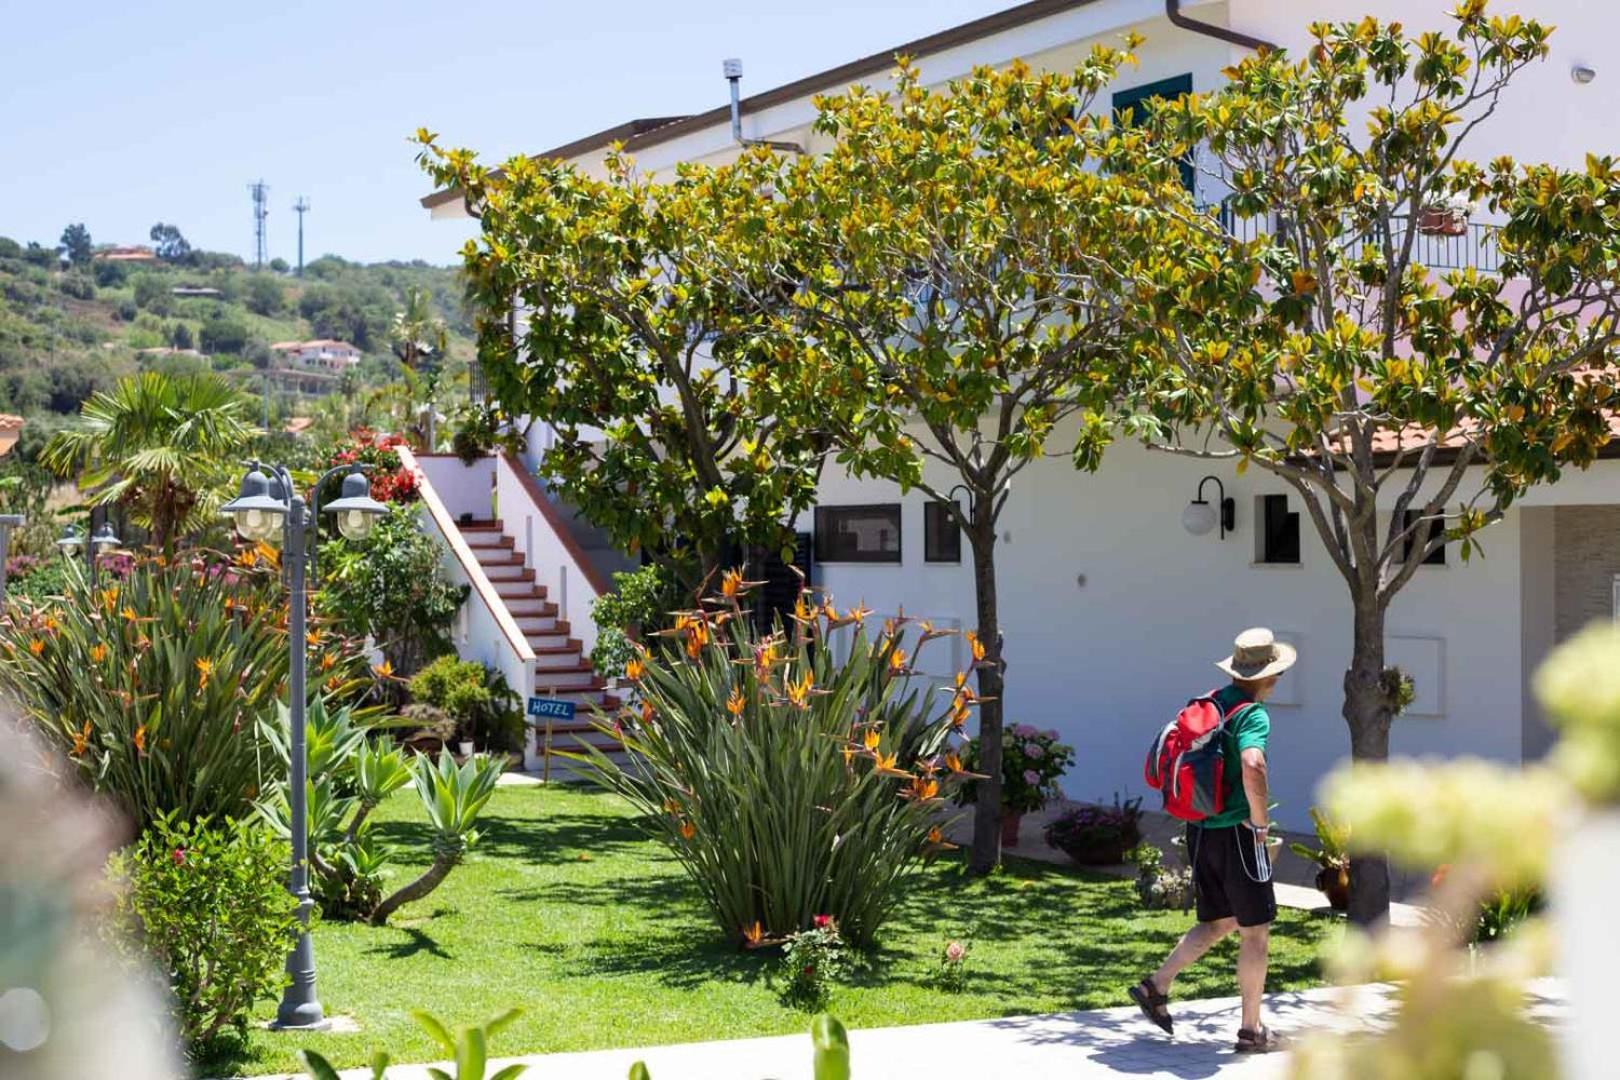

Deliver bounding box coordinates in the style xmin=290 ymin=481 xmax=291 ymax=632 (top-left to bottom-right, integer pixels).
xmin=292 ymin=196 xmax=310 ymax=276
xmin=723 ymin=59 xmax=805 ymax=154
xmin=249 ymin=180 xmax=270 ymax=269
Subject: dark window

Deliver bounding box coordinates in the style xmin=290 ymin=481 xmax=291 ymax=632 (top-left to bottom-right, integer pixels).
xmin=1402 ymin=509 xmax=1446 ymax=565
xmin=814 ymin=504 xmax=902 ymax=564
xmin=1259 ymin=494 xmax=1300 ymax=564
xmin=924 ymin=501 xmax=962 ymax=563
xmin=1112 ymin=74 xmax=1195 ymax=190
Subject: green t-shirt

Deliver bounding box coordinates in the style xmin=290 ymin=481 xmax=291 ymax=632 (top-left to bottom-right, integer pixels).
xmin=1201 ymin=684 xmax=1270 ymax=829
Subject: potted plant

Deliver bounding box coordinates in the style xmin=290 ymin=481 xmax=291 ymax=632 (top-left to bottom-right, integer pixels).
xmin=1289 ymin=806 xmax=1352 ymax=911
xmin=1043 ymin=794 xmax=1143 ymax=865
xmin=1126 ymin=842 xmax=1193 ymax=911
xmin=957 ymin=724 xmax=1074 ymax=847
xmin=1416 ymin=192 xmax=1472 ymax=237
xmin=408 ymin=655 xmax=524 ymax=757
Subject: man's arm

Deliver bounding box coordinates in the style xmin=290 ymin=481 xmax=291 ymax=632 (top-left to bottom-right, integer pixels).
xmin=1240 ymin=747 xmax=1269 ymax=832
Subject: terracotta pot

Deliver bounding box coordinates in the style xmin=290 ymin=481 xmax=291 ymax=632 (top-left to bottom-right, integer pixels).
xmin=1000 ymin=811 xmax=1023 ymax=848
xmin=1316 ymin=865 xmax=1351 ymax=912
xmin=1417 ymin=206 xmax=1468 ymax=236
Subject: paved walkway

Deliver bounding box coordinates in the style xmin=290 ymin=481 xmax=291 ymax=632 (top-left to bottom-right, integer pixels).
xmin=258 ymin=981 xmax=1566 ymax=1078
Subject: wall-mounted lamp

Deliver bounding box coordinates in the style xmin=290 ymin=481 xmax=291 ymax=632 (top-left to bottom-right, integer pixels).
xmin=1573 ymin=65 xmax=1597 ymax=85
xmin=1183 ymin=475 xmax=1236 ymax=539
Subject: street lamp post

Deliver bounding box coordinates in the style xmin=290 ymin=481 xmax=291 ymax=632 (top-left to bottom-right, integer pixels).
xmin=222 ymin=460 xmax=388 ymax=1031
xmin=57 ymin=509 xmax=121 ymax=586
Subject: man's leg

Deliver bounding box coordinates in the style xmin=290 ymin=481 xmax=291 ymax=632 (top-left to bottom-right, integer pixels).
xmin=1150 ymin=916 xmax=1237 ymax=993
xmin=1236 ymin=922 xmax=1270 ymax=1031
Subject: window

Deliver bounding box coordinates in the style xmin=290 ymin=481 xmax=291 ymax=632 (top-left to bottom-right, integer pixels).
xmin=1257 ymin=494 xmax=1300 ymax=564
xmin=1112 ymin=74 xmax=1195 ymax=190
xmin=814 ymin=504 xmax=902 ymax=564
xmin=924 ymin=501 xmax=962 ymax=563
xmin=1402 ymin=509 xmax=1446 ymax=565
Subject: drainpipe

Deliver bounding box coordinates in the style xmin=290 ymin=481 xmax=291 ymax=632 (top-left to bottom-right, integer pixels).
xmin=1165 ymin=0 xmax=1276 ymax=53
xmin=724 ymin=58 xmax=806 ymax=154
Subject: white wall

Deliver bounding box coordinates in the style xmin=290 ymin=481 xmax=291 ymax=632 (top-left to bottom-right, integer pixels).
xmin=797 ymin=434 xmax=1593 ymax=830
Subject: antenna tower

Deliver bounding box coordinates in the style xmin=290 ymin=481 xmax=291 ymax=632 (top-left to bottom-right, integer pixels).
xmin=292 ymin=196 xmax=310 ymax=276
xmin=249 ymin=180 xmax=270 ymax=268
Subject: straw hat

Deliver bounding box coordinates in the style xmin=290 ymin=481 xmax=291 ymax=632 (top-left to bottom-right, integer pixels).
xmin=1215 ymin=627 xmax=1297 ymax=681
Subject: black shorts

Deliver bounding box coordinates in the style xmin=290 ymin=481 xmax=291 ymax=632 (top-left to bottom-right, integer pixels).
xmin=1188 ymin=823 xmax=1276 ymax=927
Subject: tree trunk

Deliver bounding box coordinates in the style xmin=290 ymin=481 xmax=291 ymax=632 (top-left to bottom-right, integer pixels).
xmin=369 ymin=853 xmax=456 ymax=925
xmin=967 ymin=523 xmax=1005 ymax=876
xmin=1343 ymin=597 xmax=1393 ymax=925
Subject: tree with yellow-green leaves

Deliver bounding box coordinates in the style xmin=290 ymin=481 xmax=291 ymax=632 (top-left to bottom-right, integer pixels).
xmin=1106 ymin=4 xmax=1620 ymax=921
xmin=724 ymin=49 xmax=1182 ymax=873
xmin=414 ymin=136 xmax=829 ymax=589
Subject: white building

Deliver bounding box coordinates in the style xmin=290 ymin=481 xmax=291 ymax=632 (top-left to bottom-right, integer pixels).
xmin=424 ymin=0 xmax=1620 ymax=826
xmin=270 ymin=338 xmax=362 ymax=371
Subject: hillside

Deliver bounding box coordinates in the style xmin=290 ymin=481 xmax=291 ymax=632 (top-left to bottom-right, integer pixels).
xmin=0 ymin=234 xmax=476 ymax=447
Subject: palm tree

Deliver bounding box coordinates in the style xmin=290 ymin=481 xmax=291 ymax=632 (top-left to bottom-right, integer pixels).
xmin=389 ymin=286 xmax=448 ymax=372
xmin=41 ymin=372 xmax=257 ymax=553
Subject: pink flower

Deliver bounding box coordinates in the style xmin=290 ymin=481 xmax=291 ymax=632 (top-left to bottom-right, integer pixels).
xmin=1013 ymin=723 xmax=1038 ymax=738
xmin=1023 ymin=769 xmax=1041 ymax=787
xmin=813 ymin=914 xmax=833 ymax=929
xmin=944 ymin=941 xmax=966 ymax=963
xmin=171 ymin=847 xmax=187 ymax=865
xmin=1043 ymin=729 xmax=1059 ymax=740
xmin=1024 ymin=742 xmax=1044 ymax=760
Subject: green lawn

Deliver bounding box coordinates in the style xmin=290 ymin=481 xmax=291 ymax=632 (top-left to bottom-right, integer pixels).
xmin=217 ymin=784 xmax=1334 ymax=1076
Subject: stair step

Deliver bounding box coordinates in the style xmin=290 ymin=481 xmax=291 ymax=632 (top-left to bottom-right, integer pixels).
xmin=525 ymin=632 xmax=577 ymax=650
xmin=515 ymin=618 xmax=564 ymax=636
xmin=494 ymin=579 xmax=547 ymax=597
xmin=481 ymin=563 xmax=534 ymax=582
xmin=505 ymin=597 xmax=559 ymax=617
xmin=535 ymin=648 xmax=586 ymax=670
xmin=533 ymin=665 xmax=600 ymax=689
xmin=535 ymin=686 xmax=618 ymax=707
xmin=458 ymin=519 xmax=505 ymax=532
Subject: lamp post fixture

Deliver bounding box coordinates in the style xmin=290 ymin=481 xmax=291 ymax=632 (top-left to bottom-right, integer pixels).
xmin=56 ymin=511 xmax=121 ymax=585
xmin=222 ymin=460 xmax=388 ymax=1030
xmin=1182 ymin=475 xmax=1236 ymax=540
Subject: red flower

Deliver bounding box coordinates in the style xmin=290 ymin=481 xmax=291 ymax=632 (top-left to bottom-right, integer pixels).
xmin=171 ymin=847 xmax=187 ymax=865
xmin=813 ymin=914 xmax=832 ymax=929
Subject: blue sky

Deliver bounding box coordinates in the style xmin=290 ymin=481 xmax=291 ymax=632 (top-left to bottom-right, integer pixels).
xmin=2 ymin=1 xmax=1008 ymax=266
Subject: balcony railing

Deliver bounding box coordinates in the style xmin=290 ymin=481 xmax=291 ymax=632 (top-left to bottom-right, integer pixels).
xmin=1207 ymin=204 xmax=1501 ymax=274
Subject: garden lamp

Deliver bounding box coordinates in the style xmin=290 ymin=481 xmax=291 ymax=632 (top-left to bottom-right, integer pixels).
xmin=55 ymin=526 xmax=83 ymax=557
xmin=90 ymin=522 xmax=120 ymax=553
xmin=322 ymin=471 xmax=388 ymax=541
xmin=223 ymin=463 xmax=288 ymax=544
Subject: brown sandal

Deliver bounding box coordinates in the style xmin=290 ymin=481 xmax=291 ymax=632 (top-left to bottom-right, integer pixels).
xmin=1128 ymin=977 xmax=1173 ymax=1034
xmin=1235 ymin=1026 xmax=1285 ymax=1053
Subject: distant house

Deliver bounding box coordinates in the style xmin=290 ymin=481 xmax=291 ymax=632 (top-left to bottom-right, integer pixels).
xmin=0 ymin=414 xmax=23 ymax=458
xmin=94 ymin=245 xmax=157 ymax=263
xmin=170 ymin=286 xmax=222 ymax=298
xmin=270 ymin=339 xmax=363 ymax=371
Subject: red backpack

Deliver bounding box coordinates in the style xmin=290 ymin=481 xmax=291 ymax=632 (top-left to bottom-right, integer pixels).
xmin=1143 ymin=694 xmax=1256 ymax=822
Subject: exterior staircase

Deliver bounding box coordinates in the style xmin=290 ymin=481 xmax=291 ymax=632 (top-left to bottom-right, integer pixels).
xmin=455 ymin=518 xmax=625 ymax=762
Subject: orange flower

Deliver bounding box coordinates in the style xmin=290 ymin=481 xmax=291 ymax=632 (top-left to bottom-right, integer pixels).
xmin=874 ymin=750 xmax=901 ymax=774
xmin=373 ymin=658 xmax=394 ymax=679
xmin=847 ymin=602 xmax=873 ymax=625
xmin=966 ymin=631 xmax=986 ymax=662
xmin=945 ymin=750 xmax=965 ymax=774
xmin=641 ymin=700 xmax=656 ymax=725
xmin=196 ymin=657 xmax=214 ymax=690
xmin=319 ymin=652 xmax=337 ymax=672
xmin=753 ymin=639 xmax=780 ymax=676
xmin=324 ymin=675 xmax=343 ymax=693
xmin=42 ymin=615 xmax=59 ymax=634
xmin=907 ymin=776 xmax=940 ymax=801
xmin=133 ymin=724 xmax=147 ymax=755
xmin=120 ymin=606 xmax=138 ymax=623
xmin=27 ymin=638 xmax=44 ymax=656
xmin=625 ymin=657 xmax=646 ymax=682
xmin=236 ymin=546 xmax=259 ymax=569
xmin=862 ymin=728 xmax=881 ymax=752
xmin=679 ymin=819 xmax=697 ymax=841
xmin=794 ymin=595 xmax=815 ymax=624
xmin=663 ymin=797 xmax=682 ymax=815
xmin=90 ymin=642 xmax=108 ymax=664
xmin=307 ymin=628 xmax=324 ymax=648
xmin=99 ymin=586 xmax=119 ymax=610
xmin=742 ymin=920 xmax=764 ymax=948
xmin=71 ymin=721 xmax=91 ymax=756
xmin=950 ymin=701 xmax=971 ymax=729
xmin=888 ymin=648 xmax=908 ymax=673
xmin=721 ymin=568 xmax=744 ymax=600
xmin=786 ymin=671 xmax=813 ymax=708
xmin=726 ymin=686 xmax=746 ymax=716
xmin=927 ymin=826 xmax=944 ymax=845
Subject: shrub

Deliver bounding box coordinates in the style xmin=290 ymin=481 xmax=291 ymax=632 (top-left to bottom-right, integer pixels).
xmin=5 ymin=554 xmax=70 ymax=604
xmin=408 ymin=653 xmax=522 ymax=751
xmin=198 ymin=310 xmax=250 ymax=354
xmin=0 ymin=551 xmax=375 ymax=831
xmin=58 ymin=273 xmax=96 ymax=300
xmin=936 ymin=938 xmax=970 ymax=993
xmin=589 ymin=563 xmax=676 ymax=678
xmin=1042 ymin=796 xmax=1144 ymax=865
xmin=957 ymin=723 xmax=1074 ymax=814
xmin=95 ymin=258 xmax=130 ymax=287
xmin=1126 ymin=842 xmax=1193 ymax=911
xmin=778 ymin=916 xmax=848 ymax=1009
xmin=575 ymin=580 xmax=975 ymax=946
xmin=104 ymin=814 xmax=298 ymax=1051
xmin=319 ymin=505 xmax=466 ymax=678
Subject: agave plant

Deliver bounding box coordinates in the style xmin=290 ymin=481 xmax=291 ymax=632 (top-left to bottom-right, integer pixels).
xmin=369 ymin=750 xmax=504 ymax=925
xmin=572 ymin=576 xmax=977 ymax=946
xmin=0 ymin=552 xmax=374 ymax=832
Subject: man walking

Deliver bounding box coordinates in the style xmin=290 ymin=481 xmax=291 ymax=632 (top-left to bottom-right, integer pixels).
xmin=1129 ymin=627 xmax=1295 ymax=1053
